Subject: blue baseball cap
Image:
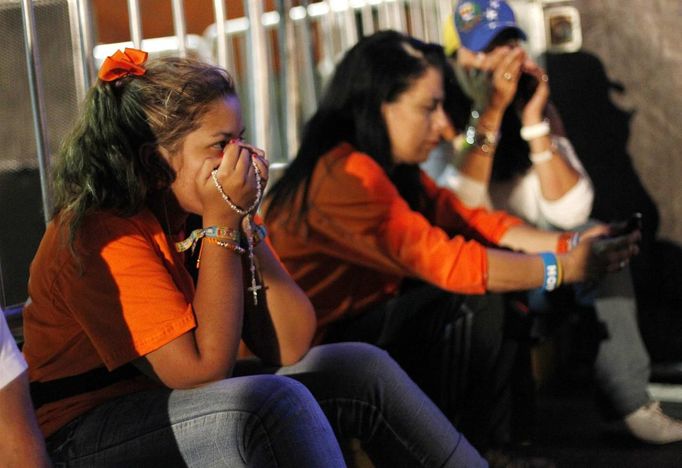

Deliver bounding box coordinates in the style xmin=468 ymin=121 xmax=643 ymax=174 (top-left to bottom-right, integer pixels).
xmin=453 ymin=0 xmax=527 ymax=52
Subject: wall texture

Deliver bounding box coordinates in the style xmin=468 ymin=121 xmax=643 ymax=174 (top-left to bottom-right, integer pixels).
xmin=573 ymin=0 xmax=682 ymax=244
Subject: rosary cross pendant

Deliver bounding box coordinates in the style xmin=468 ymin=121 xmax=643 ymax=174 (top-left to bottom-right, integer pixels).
xmin=248 ymin=278 xmax=262 ymax=306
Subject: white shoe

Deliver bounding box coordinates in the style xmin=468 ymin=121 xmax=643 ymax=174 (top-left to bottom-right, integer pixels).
xmin=624 ymin=401 xmax=682 ymax=444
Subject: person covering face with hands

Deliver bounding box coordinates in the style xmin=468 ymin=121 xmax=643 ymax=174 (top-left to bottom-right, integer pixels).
xmin=431 ymin=0 xmax=682 ymax=445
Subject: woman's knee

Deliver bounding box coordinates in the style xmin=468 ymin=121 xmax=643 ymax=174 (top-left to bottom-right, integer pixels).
xmin=285 ymin=342 xmax=413 ymax=397
xmin=308 ymin=342 xmax=398 ymax=375
xmin=167 ymin=375 xmax=340 ymax=466
xmin=170 ymin=374 xmax=318 ymax=421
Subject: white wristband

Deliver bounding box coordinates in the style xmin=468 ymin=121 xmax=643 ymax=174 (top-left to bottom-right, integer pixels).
xmin=520 ymin=120 xmax=550 ymax=141
xmin=530 ymin=149 xmax=553 ymax=164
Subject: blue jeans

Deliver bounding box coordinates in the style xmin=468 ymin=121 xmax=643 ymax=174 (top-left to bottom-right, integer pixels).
xmin=47 ymin=343 xmax=485 ymax=467
xmin=323 ymin=285 xmax=518 ymax=451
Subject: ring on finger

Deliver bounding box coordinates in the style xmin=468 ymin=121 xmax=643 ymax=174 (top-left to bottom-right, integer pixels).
xmin=503 ymin=72 xmax=513 ymax=81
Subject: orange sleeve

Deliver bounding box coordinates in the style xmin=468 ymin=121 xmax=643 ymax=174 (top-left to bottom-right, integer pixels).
xmin=59 ymin=213 xmax=196 ymax=370
xmin=306 ymin=150 xmax=501 ymax=294
xmin=421 ymin=171 xmax=525 ymax=244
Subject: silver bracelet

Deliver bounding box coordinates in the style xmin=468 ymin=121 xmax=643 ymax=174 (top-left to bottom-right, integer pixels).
xmin=464 ymin=125 xmax=499 ymax=154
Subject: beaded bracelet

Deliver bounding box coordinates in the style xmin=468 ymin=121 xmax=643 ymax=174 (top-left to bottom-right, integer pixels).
xmin=175 ymin=226 xmax=241 ymax=254
xmin=194 ymin=237 xmax=245 ymax=269
xmin=203 ymin=237 xmax=245 ymax=255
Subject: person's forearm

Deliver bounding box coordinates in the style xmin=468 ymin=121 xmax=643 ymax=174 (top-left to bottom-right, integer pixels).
xmin=247 ymin=241 xmax=316 ymax=365
xmin=486 ymin=248 xmax=576 ymax=292
xmin=486 ymin=248 xmax=545 ymax=291
xmin=457 ymin=145 xmax=495 ymax=185
xmin=497 ymin=224 xmax=561 ymax=253
xmin=527 ymin=134 xmax=580 ymax=200
xmin=457 ymin=105 xmax=505 ymax=185
xmin=0 ymin=373 xmax=51 ymax=468
xmin=191 ymin=226 xmax=246 ymax=377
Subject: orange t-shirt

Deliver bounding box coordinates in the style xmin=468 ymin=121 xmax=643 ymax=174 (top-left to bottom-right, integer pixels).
xmin=266 ymin=143 xmax=524 ymax=335
xmin=22 ymin=209 xmax=197 ymax=437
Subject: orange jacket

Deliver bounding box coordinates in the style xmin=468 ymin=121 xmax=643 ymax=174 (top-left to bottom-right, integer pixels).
xmin=266 ymin=143 xmax=524 ymax=335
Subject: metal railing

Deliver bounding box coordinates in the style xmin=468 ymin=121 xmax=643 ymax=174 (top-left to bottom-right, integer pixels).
xmin=25 ymin=0 xmax=452 ymax=207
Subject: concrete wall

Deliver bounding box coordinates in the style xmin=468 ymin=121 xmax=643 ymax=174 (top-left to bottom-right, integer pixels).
xmin=573 ymin=0 xmax=682 ymax=244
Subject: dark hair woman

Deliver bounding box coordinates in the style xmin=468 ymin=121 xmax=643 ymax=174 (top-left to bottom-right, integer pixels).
xmin=264 ymin=30 xmax=638 ymax=453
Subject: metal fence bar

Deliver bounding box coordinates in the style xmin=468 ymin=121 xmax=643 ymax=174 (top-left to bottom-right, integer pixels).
xmin=340 ymin=1 xmax=358 ymax=50
xmin=409 ymin=0 xmax=425 ymax=39
xmin=171 ymin=0 xmax=188 ymax=58
xmin=377 ymin=1 xmax=390 ymax=29
xmin=126 ymin=0 xmax=143 ymax=49
xmin=361 ymin=4 xmax=373 ymax=34
xmin=276 ymin=0 xmax=299 ymax=160
xmin=296 ymin=1 xmax=321 ymax=121
xmin=71 ymin=0 xmax=94 ymax=96
xmin=244 ymin=0 xmax=270 ymax=153
xmin=319 ymin=2 xmax=338 ymax=79
xmin=436 ymin=0 xmax=451 ymax=39
xmin=20 ymin=0 xmax=52 ymax=224
xmin=213 ymin=0 xmax=229 ymax=69
xmin=389 ymin=0 xmax=407 ymax=30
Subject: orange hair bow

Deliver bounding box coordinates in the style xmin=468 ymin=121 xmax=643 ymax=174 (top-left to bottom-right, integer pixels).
xmin=98 ymin=48 xmax=148 ymax=82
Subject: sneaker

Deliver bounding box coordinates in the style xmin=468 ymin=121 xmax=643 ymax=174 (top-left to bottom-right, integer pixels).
xmin=624 ymin=401 xmax=682 ymax=444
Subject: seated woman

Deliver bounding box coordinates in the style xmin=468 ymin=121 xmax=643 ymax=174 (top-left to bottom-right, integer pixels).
xmin=22 ymin=49 xmax=484 ymax=467
xmin=434 ymin=0 xmax=682 ymax=444
xmin=264 ymin=30 xmax=638 ymax=453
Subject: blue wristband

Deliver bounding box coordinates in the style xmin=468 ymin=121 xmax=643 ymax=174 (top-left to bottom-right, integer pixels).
xmin=539 ymin=252 xmax=560 ymax=291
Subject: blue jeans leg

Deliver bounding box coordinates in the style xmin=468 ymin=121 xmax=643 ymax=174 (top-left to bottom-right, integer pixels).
xmin=46 ymin=374 xmax=345 ymax=467
xmin=277 ymin=342 xmax=487 ymax=468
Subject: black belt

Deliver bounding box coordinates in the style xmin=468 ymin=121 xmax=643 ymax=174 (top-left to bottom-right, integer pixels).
xmin=30 ymin=363 xmax=142 ymax=409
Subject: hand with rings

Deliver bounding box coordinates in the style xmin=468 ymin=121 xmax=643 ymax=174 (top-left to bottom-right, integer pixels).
xmin=488 ymin=47 xmax=525 ymax=109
